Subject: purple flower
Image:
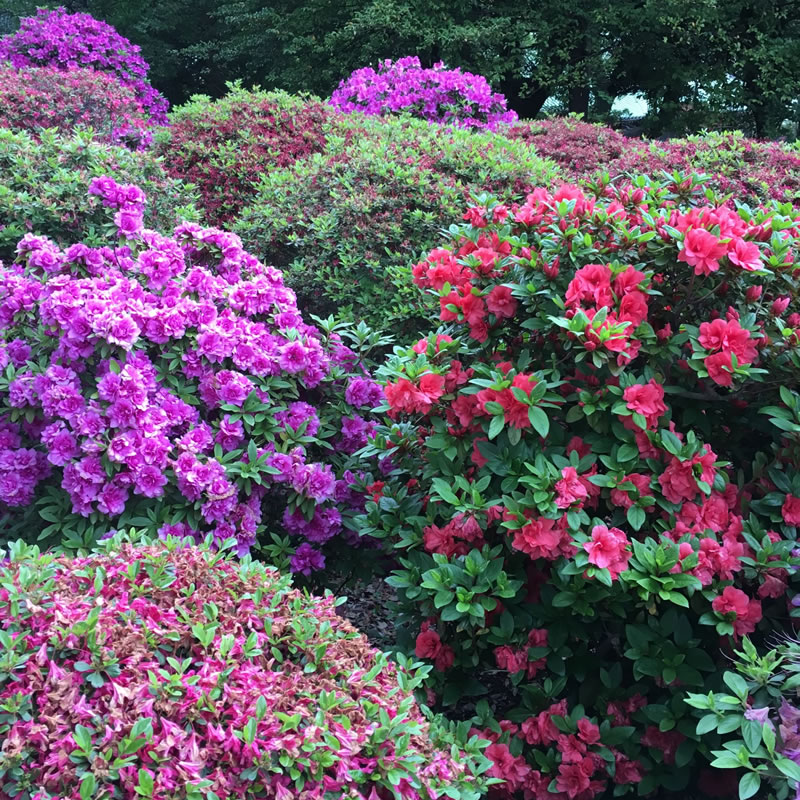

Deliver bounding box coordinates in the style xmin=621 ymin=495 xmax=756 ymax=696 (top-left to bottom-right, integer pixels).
xmin=290 ymin=543 xmax=326 ymax=576
xmin=744 ymin=706 xmax=772 ymax=726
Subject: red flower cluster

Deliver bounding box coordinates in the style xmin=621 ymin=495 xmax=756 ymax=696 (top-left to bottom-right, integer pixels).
xmin=415 ymin=623 xmax=456 ymax=671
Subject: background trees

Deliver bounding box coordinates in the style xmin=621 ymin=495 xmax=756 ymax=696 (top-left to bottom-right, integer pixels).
xmin=1 ymin=0 xmax=797 ymax=136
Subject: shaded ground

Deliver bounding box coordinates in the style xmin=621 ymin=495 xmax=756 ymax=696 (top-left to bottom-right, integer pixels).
xmin=335 ymin=575 xmax=399 ymax=651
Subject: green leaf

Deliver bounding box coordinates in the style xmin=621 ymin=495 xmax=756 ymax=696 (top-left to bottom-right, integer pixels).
xmin=528 ymin=406 xmax=550 ymax=438
xmin=488 ymin=414 xmax=504 ymax=440
xmin=626 ymin=505 xmax=645 ymax=531
xmin=741 ymin=719 xmax=762 ymax=752
xmin=723 ymin=672 xmax=748 ymax=700
xmin=739 ymin=772 xmax=760 ymax=800
xmin=696 ymin=715 xmax=717 ymax=735
xmin=432 ymin=478 xmax=460 ymax=506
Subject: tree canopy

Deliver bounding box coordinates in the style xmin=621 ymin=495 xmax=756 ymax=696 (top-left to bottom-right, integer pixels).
xmin=1 ymin=0 xmax=798 ymax=135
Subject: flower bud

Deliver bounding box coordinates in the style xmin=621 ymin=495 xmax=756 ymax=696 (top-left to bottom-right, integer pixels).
xmin=745 ymin=285 xmax=763 ymax=303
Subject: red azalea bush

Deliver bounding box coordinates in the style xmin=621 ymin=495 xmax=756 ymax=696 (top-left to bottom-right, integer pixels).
xmin=0 ymin=537 xmax=492 ymax=799
xmin=359 ymin=178 xmax=800 ymax=797
xmin=509 ymin=119 xmax=800 ymax=206
xmin=162 ymin=85 xmax=333 ymax=225
xmin=0 ymin=65 xmax=153 ymax=149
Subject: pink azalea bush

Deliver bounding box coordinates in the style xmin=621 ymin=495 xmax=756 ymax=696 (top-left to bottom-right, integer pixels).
xmin=0 ymin=7 xmax=168 ymax=126
xmin=0 ymin=65 xmax=153 ymax=148
xmin=0 ymin=177 xmax=383 ymax=578
xmin=508 ymin=119 xmax=800 ymax=206
xmin=0 ymin=538 xmax=492 ymax=799
xmin=330 ymin=56 xmax=517 ymax=130
xmin=359 ymin=177 xmax=800 ymax=797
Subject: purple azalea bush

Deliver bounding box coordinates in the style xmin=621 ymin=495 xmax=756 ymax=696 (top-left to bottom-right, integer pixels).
xmin=0 ymin=177 xmax=384 ymax=577
xmin=330 ymin=56 xmax=517 ymax=130
xmin=0 ymin=7 xmax=168 ymax=126
xmin=685 ymin=636 xmax=800 ymax=798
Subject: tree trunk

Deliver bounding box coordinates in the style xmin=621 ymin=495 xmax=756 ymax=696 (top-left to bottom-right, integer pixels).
xmin=499 ymin=77 xmax=551 ymax=120
xmin=568 ymin=85 xmax=590 ymax=116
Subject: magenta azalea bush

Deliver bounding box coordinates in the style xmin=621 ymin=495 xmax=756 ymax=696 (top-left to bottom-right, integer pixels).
xmin=0 ymin=7 xmax=168 ymax=126
xmin=0 ymin=65 xmax=153 ymax=149
xmin=0 ymin=177 xmax=384 ymax=578
xmin=359 ymin=179 xmax=800 ymax=797
xmin=330 ymin=56 xmax=517 ymax=130
xmin=0 ymin=538 xmax=492 ymax=799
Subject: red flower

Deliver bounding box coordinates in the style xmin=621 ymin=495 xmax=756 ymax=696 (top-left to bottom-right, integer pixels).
xmin=659 ymin=457 xmax=699 ymax=503
xmin=486 ymin=285 xmax=518 ymax=319
xmin=782 ymin=494 xmax=800 ymax=525
xmin=417 ymin=372 xmax=445 ymax=405
xmin=555 ymin=762 xmax=591 ymax=799
xmin=565 ymin=263 xmax=613 ymax=308
xmin=577 ymin=718 xmax=601 ymax=745
xmin=555 ymin=466 xmax=589 ymax=509
xmin=712 ymin=585 xmax=749 ymax=618
xmin=704 ymin=351 xmax=736 ymax=386
xmin=698 ymin=318 xmax=756 ymax=364
xmin=610 ymin=473 xmax=652 ymax=510
xmin=415 ymin=629 xmax=442 ymax=659
xmin=623 ymin=380 xmax=666 ymax=428
xmin=512 ymin=516 xmax=569 ymax=560
xmin=434 ymin=644 xmax=455 ymax=671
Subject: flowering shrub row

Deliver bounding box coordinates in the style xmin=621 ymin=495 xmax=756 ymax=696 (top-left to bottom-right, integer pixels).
xmin=359 ymin=178 xmax=800 ymax=797
xmin=330 ymin=56 xmax=517 ymax=130
xmin=508 ymin=118 xmax=800 ymax=206
xmin=162 ymin=85 xmax=333 ymax=225
xmin=0 ymin=7 xmax=168 ymax=126
xmin=0 ymin=178 xmax=383 ymax=579
xmin=0 ymin=537 xmax=492 ymax=799
xmin=0 ymin=128 xmax=199 ymax=264
xmin=0 ymin=65 xmax=153 ymax=149
xmin=234 ymin=113 xmax=559 ymax=333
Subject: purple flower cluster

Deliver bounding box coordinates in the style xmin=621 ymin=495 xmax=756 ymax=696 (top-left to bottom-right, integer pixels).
xmin=0 ymin=178 xmax=381 ymax=572
xmin=0 ymin=7 xmax=168 ymax=125
xmin=330 ymin=56 xmax=518 ymax=130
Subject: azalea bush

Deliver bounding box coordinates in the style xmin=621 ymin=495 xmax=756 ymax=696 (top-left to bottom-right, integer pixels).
xmin=0 ymin=537 xmax=492 ymax=800
xmin=685 ymin=636 xmax=800 ymax=799
xmin=330 ymin=56 xmax=517 ymax=130
xmin=0 ymin=128 xmax=198 ymax=263
xmin=234 ymin=114 xmax=558 ymax=332
xmin=0 ymin=177 xmax=384 ymax=580
xmin=509 ymin=119 xmax=800 ymax=207
xmin=358 ymin=179 xmax=800 ymax=797
xmin=0 ymin=7 xmax=168 ymax=125
xmin=163 ymin=85 xmax=333 ymax=225
xmin=0 ymin=65 xmax=153 ymax=149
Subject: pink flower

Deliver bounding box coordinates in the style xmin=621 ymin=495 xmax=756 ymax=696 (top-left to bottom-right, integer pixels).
xmin=678 ymin=228 xmax=728 ymax=275
xmin=783 ymin=495 xmax=800 ymax=526
xmin=727 ymin=238 xmax=762 ymax=271
xmin=623 ymin=380 xmax=667 ymax=428
xmin=583 ymin=524 xmax=631 ymax=578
